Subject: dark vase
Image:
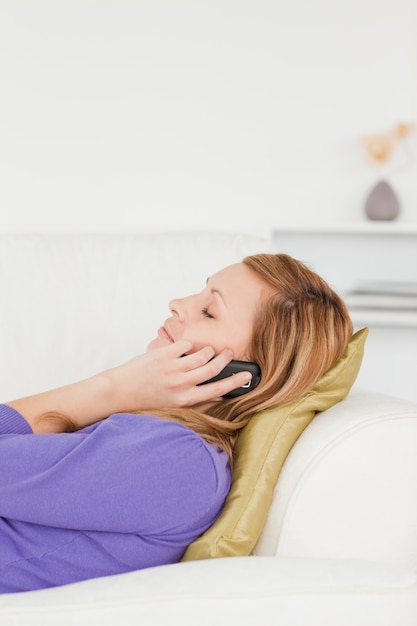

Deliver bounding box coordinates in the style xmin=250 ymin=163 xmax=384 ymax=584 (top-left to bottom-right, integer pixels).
xmin=364 ymin=179 xmax=400 ymax=221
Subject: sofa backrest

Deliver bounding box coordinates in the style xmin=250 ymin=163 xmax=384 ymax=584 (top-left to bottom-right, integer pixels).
xmin=0 ymin=232 xmax=271 ymax=400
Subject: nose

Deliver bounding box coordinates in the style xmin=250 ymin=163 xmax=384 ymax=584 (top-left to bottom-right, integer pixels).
xmin=169 ymin=297 xmax=185 ymax=321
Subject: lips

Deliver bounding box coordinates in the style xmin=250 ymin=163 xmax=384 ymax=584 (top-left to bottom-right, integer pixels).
xmin=158 ymin=324 xmax=174 ymax=342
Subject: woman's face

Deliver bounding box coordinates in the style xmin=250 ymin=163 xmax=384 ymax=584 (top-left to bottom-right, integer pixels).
xmin=147 ymin=263 xmax=269 ymax=360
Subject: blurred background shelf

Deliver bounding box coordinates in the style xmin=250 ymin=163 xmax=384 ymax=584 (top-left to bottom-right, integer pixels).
xmin=273 ymin=224 xmax=417 ymax=402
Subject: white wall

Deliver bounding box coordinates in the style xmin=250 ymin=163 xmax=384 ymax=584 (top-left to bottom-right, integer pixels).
xmin=0 ymin=0 xmax=416 ymax=235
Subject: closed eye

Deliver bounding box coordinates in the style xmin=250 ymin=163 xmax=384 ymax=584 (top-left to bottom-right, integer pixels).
xmin=201 ymin=307 xmax=214 ymax=319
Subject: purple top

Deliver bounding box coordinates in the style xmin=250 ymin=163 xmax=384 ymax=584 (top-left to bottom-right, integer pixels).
xmin=0 ymin=404 xmax=231 ymax=593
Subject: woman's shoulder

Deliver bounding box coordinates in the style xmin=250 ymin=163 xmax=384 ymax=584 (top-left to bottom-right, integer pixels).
xmin=106 ymin=411 xmax=220 ymax=451
xmin=100 ymin=412 xmax=231 ymax=517
xmin=106 ymin=412 xmax=231 ymax=484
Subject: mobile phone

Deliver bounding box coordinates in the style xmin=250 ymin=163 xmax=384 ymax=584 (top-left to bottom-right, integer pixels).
xmin=199 ymin=359 xmax=261 ymax=399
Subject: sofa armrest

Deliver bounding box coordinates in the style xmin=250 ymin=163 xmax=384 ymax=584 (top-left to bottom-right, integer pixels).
xmin=0 ymin=556 xmax=416 ymax=626
xmin=254 ymin=389 xmax=417 ymax=570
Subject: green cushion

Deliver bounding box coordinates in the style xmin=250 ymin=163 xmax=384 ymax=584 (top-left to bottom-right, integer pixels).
xmin=182 ymin=327 xmax=368 ymax=560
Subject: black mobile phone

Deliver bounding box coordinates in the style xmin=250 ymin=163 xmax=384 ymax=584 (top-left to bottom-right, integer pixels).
xmin=200 ymin=360 xmax=261 ymax=399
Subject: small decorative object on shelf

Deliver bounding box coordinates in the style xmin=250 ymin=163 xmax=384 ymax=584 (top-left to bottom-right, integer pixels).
xmin=362 ymin=122 xmax=415 ymax=221
xmin=364 ymin=179 xmax=400 ymax=220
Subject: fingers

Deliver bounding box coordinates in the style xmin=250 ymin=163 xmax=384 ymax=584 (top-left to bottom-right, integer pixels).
xmin=184 ymin=369 xmax=253 ymax=405
xmin=164 ymin=338 xmax=195 ymax=359
xmin=142 ymin=341 xmax=253 ymax=407
xmin=179 ymin=347 xmax=231 ymax=377
xmin=173 ymin=347 xmax=253 ymax=404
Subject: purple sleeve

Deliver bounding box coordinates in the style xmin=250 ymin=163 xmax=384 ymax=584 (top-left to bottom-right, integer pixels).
xmin=0 ymin=404 xmax=33 ymax=434
xmin=0 ymin=407 xmax=230 ymax=535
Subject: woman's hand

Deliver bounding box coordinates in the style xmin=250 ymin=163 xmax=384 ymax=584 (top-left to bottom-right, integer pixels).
xmin=6 ymin=341 xmax=252 ymax=433
xmin=103 ymin=339 xmax=252 ymax=411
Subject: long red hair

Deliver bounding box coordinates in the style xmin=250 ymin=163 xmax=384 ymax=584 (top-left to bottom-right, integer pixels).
xmin=135 ymin=253 xmax=353 ymax=464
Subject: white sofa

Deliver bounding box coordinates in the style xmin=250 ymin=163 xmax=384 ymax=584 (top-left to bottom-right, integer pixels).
xmin=0 ymin=232 xmax=416 ymax=625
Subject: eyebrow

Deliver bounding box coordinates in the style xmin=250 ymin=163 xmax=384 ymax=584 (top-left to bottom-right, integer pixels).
xmin=206 ymin=278 xmax=226 ymax=304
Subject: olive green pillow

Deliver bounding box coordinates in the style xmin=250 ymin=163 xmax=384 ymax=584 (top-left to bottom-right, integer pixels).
xmin=182 ymin=327 xmax=368 ymax=561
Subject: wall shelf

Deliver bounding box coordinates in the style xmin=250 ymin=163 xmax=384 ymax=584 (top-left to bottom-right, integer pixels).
xmin=273 ymin=222 xmax=417 ymax=236
xmin=272 ymin=225 xmax=417 ymax=297
xmin=349 ymin=309 xmax=417 ymax=329
xmin=271 ymin=225 xmax=417 ymax=402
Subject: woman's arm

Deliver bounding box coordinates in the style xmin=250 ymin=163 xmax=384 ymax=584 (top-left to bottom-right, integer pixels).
xmin=0 ymin=411 xmax=228 ymax=533
xmin=5 ymin=340 xmax=251 ymax=433
xmin=6 ymin=374 xmax=115 ymax=433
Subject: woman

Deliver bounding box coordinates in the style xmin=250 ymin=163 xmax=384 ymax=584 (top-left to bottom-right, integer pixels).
xmin=0 ymin=254 xmax=353 ymax=593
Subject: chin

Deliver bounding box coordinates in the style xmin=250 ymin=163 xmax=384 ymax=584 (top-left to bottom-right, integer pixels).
xmin=146 ymin=337 xmax=160 ymax=352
